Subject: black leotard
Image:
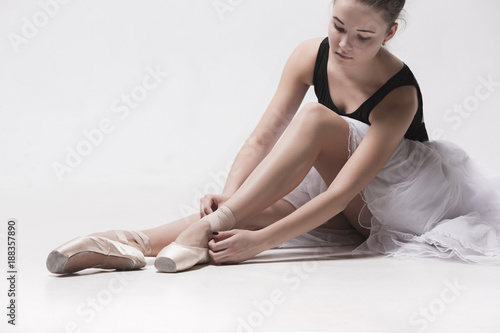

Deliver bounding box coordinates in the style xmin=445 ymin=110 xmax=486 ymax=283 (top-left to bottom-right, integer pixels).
xmin=313 ymin=37 xmax=429 ymax=142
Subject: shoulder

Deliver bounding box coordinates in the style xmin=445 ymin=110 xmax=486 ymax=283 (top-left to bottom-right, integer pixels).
xmin=371 ymin=52 xmax=419 ymax=123
xmin=284 ymin=37 xmax=325 ymax=86
xmin=294 ymin=37 xmax=325 ymax=54
xmin=378 ymin=47 xmax=404 ymax=71
xmin=365 ymin=84 xmax=419 ymax=151
xmin=371 ymin=84 xmax=418 ymax=126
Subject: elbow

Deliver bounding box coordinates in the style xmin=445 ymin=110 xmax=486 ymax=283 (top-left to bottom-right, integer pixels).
xmin=326 ymin=187 xmax=359 ymax=213
xmin=247 ymin=130 xmax=279 ymax=153
xmin=336 ymin=198 xmax=350 ymax=213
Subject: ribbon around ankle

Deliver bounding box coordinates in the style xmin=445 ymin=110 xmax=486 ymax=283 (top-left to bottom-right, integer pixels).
xmin=201 ymin=205 xmax=236 ymax=232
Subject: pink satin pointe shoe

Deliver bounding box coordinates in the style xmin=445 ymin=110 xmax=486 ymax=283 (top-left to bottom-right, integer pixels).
xmin=154 ymin=206 xmax=236 ymax=273
xmin=46 ymin=230 xmax=151 ymax=274
xmin=154 ymin=242 xmax=209 ymax=273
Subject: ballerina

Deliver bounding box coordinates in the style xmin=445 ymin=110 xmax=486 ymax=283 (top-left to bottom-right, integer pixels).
xmin=47 ymin=0 xmax=500 ymax=274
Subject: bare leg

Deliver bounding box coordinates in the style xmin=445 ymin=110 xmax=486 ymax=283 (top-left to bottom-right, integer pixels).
xmin=225 ymin=103 xmax=350 ymax=223
xmin=142 ymin=199 xmax=297 ymax=256
xmin=144 ymin=196 xmax=365 ymax=258
xmin=48 ymin=103 xmax=361 ymax=273
xmin=172 ymin=103 xmax=363 ymax=248
xmin=140 ymin=214 xmax=201 ymax=256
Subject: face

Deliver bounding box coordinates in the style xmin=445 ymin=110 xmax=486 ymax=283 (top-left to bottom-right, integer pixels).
xmin=328 ymin=0 xmax=397 ymax=66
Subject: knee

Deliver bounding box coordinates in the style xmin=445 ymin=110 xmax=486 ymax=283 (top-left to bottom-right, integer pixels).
xmin=295 ymin=102 xmax=340 ymax=131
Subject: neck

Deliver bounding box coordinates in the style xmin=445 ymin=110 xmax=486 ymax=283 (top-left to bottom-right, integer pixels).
xmin=334 ymin=48 xmax=386 ymax=84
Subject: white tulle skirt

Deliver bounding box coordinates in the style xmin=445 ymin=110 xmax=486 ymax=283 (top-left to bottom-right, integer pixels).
xmin=280 ymin=117 xmax=500 ymax=264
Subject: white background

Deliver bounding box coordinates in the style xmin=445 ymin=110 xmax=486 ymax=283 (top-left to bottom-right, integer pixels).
xmin=0 ymin=0 xmax=500 ymax=256
xmin=1 ymin=0 xmax=500 ymax=217
xmin=0 ymin=1 xmax=500 ymax=332
xmin=2 ymin=0 xmax=500 ymax=191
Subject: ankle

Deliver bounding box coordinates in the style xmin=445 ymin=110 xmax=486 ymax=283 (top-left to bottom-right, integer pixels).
xmin=201 ymin=205 xmax=236 ymax=232
xmin=89 ymin=230 xmax=152 ymax=256
xmin=175 ymin=220 xmax=212 ymax=247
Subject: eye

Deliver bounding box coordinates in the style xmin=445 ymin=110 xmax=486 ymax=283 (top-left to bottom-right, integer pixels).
xmin=333 ymin=23 xmax=345 ymax=33
xmin=357 ymin=35 xmax=371 ymax=42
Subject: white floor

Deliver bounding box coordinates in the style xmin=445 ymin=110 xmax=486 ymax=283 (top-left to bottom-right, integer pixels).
xmin=1 ymin=183 xmax=500 ymax=333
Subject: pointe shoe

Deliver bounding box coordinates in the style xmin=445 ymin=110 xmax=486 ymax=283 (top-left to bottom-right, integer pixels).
xmin=154 ymin=242 xmax=209 ymax=273
xmin=89 ymin=230 xmax=152 ymax=256
xmin=46 ymin=232 xmax=149 ymax=274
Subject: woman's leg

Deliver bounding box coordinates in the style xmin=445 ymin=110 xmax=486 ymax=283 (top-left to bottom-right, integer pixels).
xmin=140 ymin=214 xmax=199 ymax=256
xmin=141 ymin=199 xmax=297 ymax=256
xmin=226 ymin=103 xmax=350 ymax=222
xmin=172 ymin=103 xmax=357 ymax=246
xmin=48 ymin=103 xmax=358 ymax=273
xmin=46 ymin=198 xmax=298 ymax=274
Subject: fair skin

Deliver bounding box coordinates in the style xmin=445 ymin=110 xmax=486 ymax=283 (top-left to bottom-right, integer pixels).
xmin=140 ymin=0 xmax=419 ymax=264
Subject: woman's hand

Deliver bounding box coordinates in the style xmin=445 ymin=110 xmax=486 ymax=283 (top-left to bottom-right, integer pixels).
xmin=200 ymin=193 xmax=230 ymax=216
xmin=208 ymin=229 xmax=267 ymax=264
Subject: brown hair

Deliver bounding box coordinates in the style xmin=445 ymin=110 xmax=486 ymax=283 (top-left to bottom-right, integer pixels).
xmin=333 ymin=0 xmax=406 ymax=28
xmin=355 ymin=0 xmax=406 ymax=26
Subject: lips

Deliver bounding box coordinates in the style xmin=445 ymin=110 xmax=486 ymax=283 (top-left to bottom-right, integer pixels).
xmin=336 ymin=52 xmax=353 ymax=60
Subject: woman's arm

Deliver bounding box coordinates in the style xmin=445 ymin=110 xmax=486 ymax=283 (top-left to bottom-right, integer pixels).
xmin=261 ymin=85 xmax=419 ymax=248
xmin=201 ymin=38 xmax=323 ymax=214
xmin=209 ymin=85 xmax=419 ymax=263
xmin=222 ymin=39 xmax=322 ymax=195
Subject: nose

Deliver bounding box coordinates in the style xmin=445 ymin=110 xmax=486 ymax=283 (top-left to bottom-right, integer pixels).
xmin=339 ymin=35 xmax=353 ymax=51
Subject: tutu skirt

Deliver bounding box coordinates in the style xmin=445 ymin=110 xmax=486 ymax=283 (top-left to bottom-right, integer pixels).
xmin=281 ymin=117 xmax=500 ymax=264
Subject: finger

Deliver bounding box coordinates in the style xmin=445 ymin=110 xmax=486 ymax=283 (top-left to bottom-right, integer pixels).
xmin=200 ymin=197 xmax=214 ymax=216
xmin=208 ymin=248 xmax=231 ymax=264
xmin=208 ymin=237 xmax=227 ymax=252
xmin=209 ymin=249 xmax=240 ymax=265
xmin=208 ymin=231 xmax=235 ymax=251
xmin=210 ymin=200 xmax=218 ymax=212
xmin=208 ymin=239 xmax=217 ymax=248
xmin=208 ymin=248 xmax=221 ymax=263
xmin=211 ymin=230 xmax=235 ymax=242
